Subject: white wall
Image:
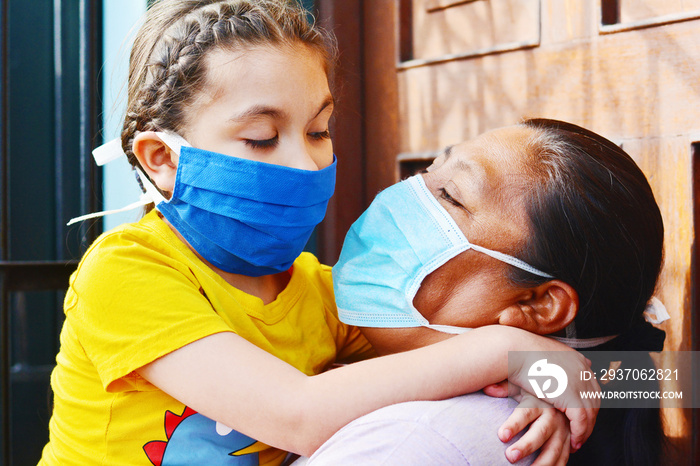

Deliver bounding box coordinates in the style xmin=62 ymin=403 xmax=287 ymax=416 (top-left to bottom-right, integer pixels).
xmin=101 ymin=0 xmax=147 ymax=231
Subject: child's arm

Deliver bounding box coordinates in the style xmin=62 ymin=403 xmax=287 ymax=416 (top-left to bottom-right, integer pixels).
xmin=359 ymin=326 xmax=452 ymax=355
xmin=364 ymin=326 xmax=595 ymax=464
xmin=137 ymin=324 xmax=593 ymax=458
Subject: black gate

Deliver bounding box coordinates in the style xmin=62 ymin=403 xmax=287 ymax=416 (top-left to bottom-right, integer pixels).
xmin=0 ymin=0 xmax=102 ymax=464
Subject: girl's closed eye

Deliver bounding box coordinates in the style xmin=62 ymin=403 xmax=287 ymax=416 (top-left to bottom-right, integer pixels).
xmin=309 ymin=129 xmax=331 ymax=141
xmin=244 ymin=135 xmax=279 ymax=150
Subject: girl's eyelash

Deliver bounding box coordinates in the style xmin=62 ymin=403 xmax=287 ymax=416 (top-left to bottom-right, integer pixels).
xmin=309 ymin=129 xmax=331 ymax=140
xmin=244 ymin=136 xmax=279 ymax=149
xmin=245 ymin=130 xmax=329 ymax=149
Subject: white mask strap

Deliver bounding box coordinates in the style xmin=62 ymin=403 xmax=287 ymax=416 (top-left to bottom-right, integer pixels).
xmin=154 ymin=131 xmax=190 ymax=156
xmin=469 ymin=243 xmax=553 ymax=279
xmin=550 ymin=334 xmax=619 ymax=349
xmin=66 ymin=196 xmax=154 ymax=226
xmin=135 ymin=168 xmax=167 ymax=206
xmin=550 ymin=298 xmax=669 ymax=348
xmin=67 ymin=132 xmax=188 ymax=226
xmin=92 ymin=138 xmax=125 ymax=166
xmin=643 ymin=297 xmax=670 ymax=324
xmin=408 ymin=306 xmax=471 ymax=335
xmin=412 ymin=176 xmax=553 ymax=279
xmin=425 ymin=324 xmax=471 ymax=335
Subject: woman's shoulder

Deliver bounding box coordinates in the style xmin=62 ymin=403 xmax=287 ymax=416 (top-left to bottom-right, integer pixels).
xmin=307 ymin=394 xmax=531 ymax=466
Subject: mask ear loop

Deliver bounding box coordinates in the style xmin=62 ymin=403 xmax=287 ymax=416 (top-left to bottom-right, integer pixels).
xmin=66 ymin=196 xmax=155 ymax=226
xmin=66 ymin=132 xmax=190 ymax=226
xmin=135 ymin=168 xmax=167 ymax=206
xmin=154 ymin=131 xmax=189 ymax=156
xmin=135 ymin=132 xmax=190 ymax=208
xmin=469 ymin=243 xmax=553 ymax=279
xmin=67 ymin=139 xmax=154 ymax=226
xmin=550 ymin=298 xmax=669 ymax=349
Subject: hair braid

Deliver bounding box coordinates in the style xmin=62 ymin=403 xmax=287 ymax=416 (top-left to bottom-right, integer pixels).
xmin=121 ymin=0 xmax=335 ymax=174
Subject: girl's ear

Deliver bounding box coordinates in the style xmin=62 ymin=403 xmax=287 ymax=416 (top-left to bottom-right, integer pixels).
xmin=132 ymin=131 xmax=178 ymax=193
xmin=499 ymin=280 xmax=579 ymax=335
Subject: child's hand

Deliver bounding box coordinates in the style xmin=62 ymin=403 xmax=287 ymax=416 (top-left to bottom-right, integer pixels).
xmin=507 ymin=350 xmax=600 ymax=452
xmin=483 ymin=382 xmax=572 ymax=464
xmin=482 ymin=379 xmax=509 ymax=398
xmin=498 ymin=393 xmax=570 ymax=465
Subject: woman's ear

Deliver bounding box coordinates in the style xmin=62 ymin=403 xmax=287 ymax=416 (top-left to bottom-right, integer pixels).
xmin=132 ymin=131 xmax=178 ymax=193
xmin=499 ymin=280 xmax=579 ymax=335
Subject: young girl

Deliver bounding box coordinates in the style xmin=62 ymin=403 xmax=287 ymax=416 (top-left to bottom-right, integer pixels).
xmin=40 ymin=1 xmax=595 ymax=465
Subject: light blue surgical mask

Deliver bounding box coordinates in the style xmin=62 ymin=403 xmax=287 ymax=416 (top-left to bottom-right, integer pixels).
xmin=332 ymin=175 xmax=553 ymax=334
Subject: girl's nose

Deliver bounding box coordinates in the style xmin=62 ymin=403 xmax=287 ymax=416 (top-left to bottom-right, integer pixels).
xmin=290 ymin=153 xmax=319 ymax=171
xmin=286 ymin=143 xmax=326 ymax=171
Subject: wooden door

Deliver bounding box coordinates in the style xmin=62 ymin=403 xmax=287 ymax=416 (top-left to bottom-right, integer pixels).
xmin=318 ymin=0 xmax=700 ymax=461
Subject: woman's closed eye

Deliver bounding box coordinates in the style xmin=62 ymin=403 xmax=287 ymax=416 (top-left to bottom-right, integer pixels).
xmin=440 ymin=188 xmax=462 ymax=207
xmin=440 ymin=188 xmax=472 ymax=215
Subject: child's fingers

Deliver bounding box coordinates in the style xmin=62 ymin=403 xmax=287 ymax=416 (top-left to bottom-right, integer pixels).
xmin=483 ymin=380 xmax=510 ymax=398
xmin=504 ymin=408 xmax=566 ymax=465
xmin=564 ymin=406 xmax=597 ymax=451
xmin=557 ymin=444 xmax=571 ymax=466
xmin=557 ymin=360 xmax=598 ymax=450
xmin=498 ymin=404 xmax=541 ymax=442
xmin=528 ymin=421 xmax=571 ymax=466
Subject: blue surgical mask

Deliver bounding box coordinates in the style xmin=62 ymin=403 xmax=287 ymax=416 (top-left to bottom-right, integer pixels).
xmin=69 ymin=133 xmax=336 ymax=277
xmin=154 ymin=133 xmax=336 ymax=276
xmin=332 ymin=175 xmax=552 ymax=334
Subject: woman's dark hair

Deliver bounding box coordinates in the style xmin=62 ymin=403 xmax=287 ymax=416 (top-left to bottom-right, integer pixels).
xmin=511 ymin=118 xmax=666 ymax=465
xmin=512 ymin=118 xmax=664 ymax=339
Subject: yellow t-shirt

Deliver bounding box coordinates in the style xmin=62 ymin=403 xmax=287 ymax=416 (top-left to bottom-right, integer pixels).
xmin=40 ymin=211 xmax=373 ymax=466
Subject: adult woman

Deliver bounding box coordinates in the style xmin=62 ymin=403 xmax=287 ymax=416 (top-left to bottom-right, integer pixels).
xmin=317 ymin=118 xmax=666 ymax=465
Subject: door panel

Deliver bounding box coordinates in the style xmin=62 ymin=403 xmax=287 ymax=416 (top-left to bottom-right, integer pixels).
xmin=617 ymin=0 xmax=700 ymax=24
xmin=323 ymin=0 xmax=700 ymax=461
xmin=411 ymin=0 xmax=540 ymax=62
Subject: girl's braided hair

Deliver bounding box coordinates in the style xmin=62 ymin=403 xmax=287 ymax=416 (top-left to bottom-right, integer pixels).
xmin=121 ymin=0 xmax=336 ymax=170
